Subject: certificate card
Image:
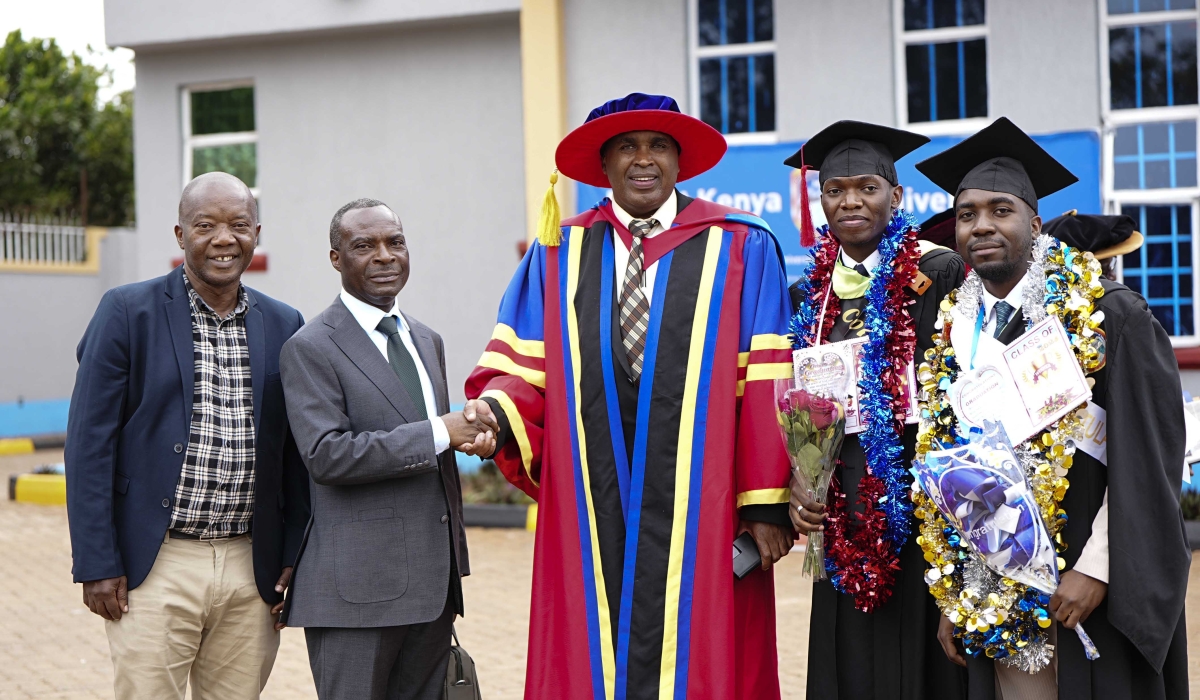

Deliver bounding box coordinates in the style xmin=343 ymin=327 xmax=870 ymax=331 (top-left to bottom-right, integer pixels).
xmin=948 ymin=365 xmax=1034 ymax=442
xmin=793 ymin=341 xmax=857 ymax=420
xmin=1002 ymin=315 xmax=1092 ymax=437
xmin=793 ymin=338 xmax=919 ymax=435
xmin=948 ymin=316 xmax=1091 ymax=445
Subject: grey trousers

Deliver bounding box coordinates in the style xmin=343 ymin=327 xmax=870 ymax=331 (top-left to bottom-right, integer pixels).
xmin=304 ymin=597 xmax=454 ymax=700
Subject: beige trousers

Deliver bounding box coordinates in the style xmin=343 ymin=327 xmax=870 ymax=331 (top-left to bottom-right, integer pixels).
xmin=995 ymin=624 xmax=1058 ymax=700
xmin=105 ymin=534 xmax=279 ymax=700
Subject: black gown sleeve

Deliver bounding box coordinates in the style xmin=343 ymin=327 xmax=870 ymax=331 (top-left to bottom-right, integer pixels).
xmin=914 ymin=248 xmax=966 ymax=358
xmin=930 ymin=250 xmax=966 ymax=296
xmin=739 ymin=502 xmax=792 ymax=526
xmin=1102 ymin=287 xmax=1191 ymax=673
xmin=480 ymin=396 xmax=512 ymax=455
xmin=788 ymin=280 xmax=806 ymax=314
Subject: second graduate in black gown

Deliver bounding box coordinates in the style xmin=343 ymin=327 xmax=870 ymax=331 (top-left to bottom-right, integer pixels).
xmin=785 ymin=121 xmax=967 ymax=700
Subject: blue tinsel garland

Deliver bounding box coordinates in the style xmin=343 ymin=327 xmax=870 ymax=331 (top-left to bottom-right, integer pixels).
xmin=856 ymin=208 xmax=918 ymax=552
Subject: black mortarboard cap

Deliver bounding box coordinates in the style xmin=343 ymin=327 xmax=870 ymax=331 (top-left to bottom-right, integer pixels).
xmin=784 ymin=120 xmax=929 ymax=247
xmin=914 ymin=117 xmax=1077 ymax=214
xmin=1042 ymin=211 xmax=1142 ymax=259
xmin=917 ymin=208 xmax=957 ymax=250
xmin=784 ymin=120 xmax=930 ymax=186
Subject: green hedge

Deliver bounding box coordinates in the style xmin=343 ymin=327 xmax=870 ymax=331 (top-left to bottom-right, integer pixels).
xmin=461 ymin=461 xmax=533 ymax=505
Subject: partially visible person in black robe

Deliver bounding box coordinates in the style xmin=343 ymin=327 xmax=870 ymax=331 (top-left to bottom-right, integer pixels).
xmin=782 ymin=121 xmax=968 ymax=700
xmin=915 ymin=117 xmax=1190 ymax=700
xmin=1042 ymin=209 xmax=1144 ymax=282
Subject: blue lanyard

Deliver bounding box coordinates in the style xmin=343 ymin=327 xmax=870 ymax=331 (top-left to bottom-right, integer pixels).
xmin=969 ymin=302 xmax=986 ymax=371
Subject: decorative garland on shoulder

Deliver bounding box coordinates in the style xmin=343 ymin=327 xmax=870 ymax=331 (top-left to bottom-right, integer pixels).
xmin=788 ymin=208 xmax=921 ymax=613
xmin=911 ymin=236 xmax=1106 ymax=672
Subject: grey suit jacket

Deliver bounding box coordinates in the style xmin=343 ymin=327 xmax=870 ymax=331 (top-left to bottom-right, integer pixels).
xmin=279 ymin=297 xmax=468 ymax=628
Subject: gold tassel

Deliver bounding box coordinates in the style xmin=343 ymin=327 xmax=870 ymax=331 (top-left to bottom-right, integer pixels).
xmin=537 ymin=170 xmax=562 ymax=247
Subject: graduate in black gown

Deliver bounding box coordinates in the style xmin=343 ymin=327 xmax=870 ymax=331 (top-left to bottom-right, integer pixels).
xmin=913 ymin=117 xmax=1190 ymax=700
xmin=785 ymin=121 xmax=968 ymax=700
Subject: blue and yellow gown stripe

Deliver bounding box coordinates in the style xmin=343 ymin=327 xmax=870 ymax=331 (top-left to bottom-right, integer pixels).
xmin=662 ymin=227 xmax=731 ymax=699
xmin=560 ymin=224 xmax=618 ymax=700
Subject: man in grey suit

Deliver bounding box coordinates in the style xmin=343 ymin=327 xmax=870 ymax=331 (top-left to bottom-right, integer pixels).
xmin=279 ymin=198 xmax=497 ymax=700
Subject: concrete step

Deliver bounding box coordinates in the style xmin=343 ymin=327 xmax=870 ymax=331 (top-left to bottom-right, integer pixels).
xmin=7 ymin=473 xmax=66 ymax=505
xmin=1187 ymin=520 xmax=1200 ymax=550
xmin=462 ymin=503 xmax=535 ymax=530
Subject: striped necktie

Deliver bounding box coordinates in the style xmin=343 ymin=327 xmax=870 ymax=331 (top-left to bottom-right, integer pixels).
xmin=993 ymin=301 xmax=1016 ymax=339
xmin=376 ymin=316 xmax=428 ymax=419
xmin=619 ymin=218 xmax=657 ymax=380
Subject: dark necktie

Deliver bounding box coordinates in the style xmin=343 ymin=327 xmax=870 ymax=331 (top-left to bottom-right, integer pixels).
xmin=853 ymin=263 xmax=870 ymax=278
xmin=619 ymin=218 xmax=657 ymax=380
xmin=993 ymin=301 xmax=1016 ymax=339
xmin=376 ymin=316 xmax=428 ymax=419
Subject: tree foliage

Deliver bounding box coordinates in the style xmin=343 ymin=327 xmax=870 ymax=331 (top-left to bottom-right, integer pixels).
xmin=0 ymin=30 xmax=133 ymax=226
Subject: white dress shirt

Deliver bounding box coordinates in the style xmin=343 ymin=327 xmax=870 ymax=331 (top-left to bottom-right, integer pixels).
xmin=612 ymin=191 xmax=678 ymax=306
xmin=840 ymin=247 xmax=881 ymax=275
xmin=975 ymin=269 xmax=1111 ymax=582
xmin=980 ymin=272 xmax=1028 ymax=337
xmin=1074 ymin=492 xmax=1110 ymax=582
xmin=339 ymin=289 xmax=450 ymax=453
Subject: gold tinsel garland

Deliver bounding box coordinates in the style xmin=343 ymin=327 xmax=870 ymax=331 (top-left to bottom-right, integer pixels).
xmin=911 ymin=238 xmax=1107 ymax=671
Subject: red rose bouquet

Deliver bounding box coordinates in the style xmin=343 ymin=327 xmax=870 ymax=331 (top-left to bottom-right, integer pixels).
xmin=775 ymin=378 xmax=847 ymax=579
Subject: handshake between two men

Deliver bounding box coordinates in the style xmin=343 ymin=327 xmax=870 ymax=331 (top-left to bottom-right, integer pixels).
xmin=447 ymin=400 xmax=499 ymax=458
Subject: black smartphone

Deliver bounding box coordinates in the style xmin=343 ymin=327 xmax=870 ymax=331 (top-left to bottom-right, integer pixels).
xmin=733 ymin=532 xmax=762 ymax=579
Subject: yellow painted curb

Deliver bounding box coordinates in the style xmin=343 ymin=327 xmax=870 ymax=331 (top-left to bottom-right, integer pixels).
xmin=13 ymin=474 xmax=67 ymax=505
xmin=0 ymin=438 xmax=35 ymax=455
xmin=525 ymin=503 xmax=538 ymax=532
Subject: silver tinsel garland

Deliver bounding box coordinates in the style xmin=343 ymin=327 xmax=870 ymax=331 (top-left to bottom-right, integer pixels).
xmin=948 ymin=235 xmax=1053 ymax=331
xmin=1008 ymin=636 xmax=1057 ymax=674
xmin=961 ymin=558 xmax=998 ymax=600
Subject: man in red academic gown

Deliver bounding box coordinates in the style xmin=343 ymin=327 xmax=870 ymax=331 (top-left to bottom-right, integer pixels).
xmin=466 ymin=93 xmax=796 ymax=700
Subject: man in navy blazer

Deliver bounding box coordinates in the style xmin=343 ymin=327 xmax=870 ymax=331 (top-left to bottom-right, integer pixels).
xmin=66 ymin=172 xmax=310 ymax=699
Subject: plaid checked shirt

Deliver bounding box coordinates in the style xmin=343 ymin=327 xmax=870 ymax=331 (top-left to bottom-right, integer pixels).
xmin=169 ymin=273 xmax=257 ymax=538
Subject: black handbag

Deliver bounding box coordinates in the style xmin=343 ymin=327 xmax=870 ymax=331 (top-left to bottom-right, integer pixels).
xmin=444 ymin=626 xmax=482 ymax=700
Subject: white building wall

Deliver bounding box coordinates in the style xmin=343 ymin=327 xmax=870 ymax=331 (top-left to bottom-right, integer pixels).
xmin=748 ymin=0 xmax=1103 ymax=140
xmin=562 ymin=0 xmax=689 ymax=128
xmin=132 ymin=17 xmax=526 ymax=403
xmin=987 ymin=0 xmax=1101 ymax=134
xmin=0 ymin=229 xmax=138 ymax=403
xmin=775 ymin=0 xmax=899 ymax=140
xmin=105 ymin=0 xmax=521 ymax=50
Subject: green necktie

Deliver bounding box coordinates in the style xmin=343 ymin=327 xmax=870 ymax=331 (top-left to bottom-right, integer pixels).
xmin=376 ymin=316 xmax=428 ymax=420
xmin=832 ymin=259 xmax=872 ymax=299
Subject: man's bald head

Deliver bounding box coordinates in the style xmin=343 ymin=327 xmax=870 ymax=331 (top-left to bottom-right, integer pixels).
xmin=178 ymin=172 xmax=258 ymax=227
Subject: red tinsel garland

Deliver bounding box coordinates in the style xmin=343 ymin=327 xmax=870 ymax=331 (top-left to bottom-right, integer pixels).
xmin=801 ymin=228 xmax=921 ymax=613
xmin=799 ymin=231 xmax=842 ymax=347
xmin=822 ymin=471 xmax=903 ymax=611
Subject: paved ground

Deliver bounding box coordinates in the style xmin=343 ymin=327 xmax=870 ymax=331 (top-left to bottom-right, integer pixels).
xmin=0 ymin=449 xmax=1196 ymax=698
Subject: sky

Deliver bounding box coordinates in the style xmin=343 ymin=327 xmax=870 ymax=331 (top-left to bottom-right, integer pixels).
xmin=0 ymin=0 xmax=135 ymax=102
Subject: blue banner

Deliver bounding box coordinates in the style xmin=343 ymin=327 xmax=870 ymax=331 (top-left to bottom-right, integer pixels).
xmin=576 ymin=130 xmax=1102 ymax=282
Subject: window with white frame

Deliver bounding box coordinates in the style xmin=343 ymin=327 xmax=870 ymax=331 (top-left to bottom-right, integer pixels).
xmin=1120 ymin=203 xmax=1196 ymax=335
xmin=691 ymin=0 xmax=776 ymax=139
xmin=1103 ymin=0 xmax=1200 ymax=342
xmin=183 ymin=83 xmax=258 ymax=203
xmin=895 ymin=0 xmax=988 ymax=128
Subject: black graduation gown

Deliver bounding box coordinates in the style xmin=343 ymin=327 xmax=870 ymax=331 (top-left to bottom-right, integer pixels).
xmin=963 ymin=280 xmax=1191 ymax=700
xmin=789 ymin=246 xmax=969 ymax=700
